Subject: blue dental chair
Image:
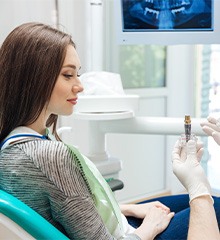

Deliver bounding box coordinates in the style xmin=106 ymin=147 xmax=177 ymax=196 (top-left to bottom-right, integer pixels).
xmin=0 ymin=189 xmax=69 ymax=240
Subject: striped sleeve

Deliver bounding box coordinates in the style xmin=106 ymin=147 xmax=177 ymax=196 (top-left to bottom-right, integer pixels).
xmin=20 ymin=140 xmax=114 ymax=239
xmin=1 ymin=140 xmax=140 ymax=239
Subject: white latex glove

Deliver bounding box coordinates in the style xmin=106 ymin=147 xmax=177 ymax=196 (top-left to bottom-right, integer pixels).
xmin=172 ymin=139 xmax=213 ymax=203
xmin=201 ymin=116 xmax=220 ymax=145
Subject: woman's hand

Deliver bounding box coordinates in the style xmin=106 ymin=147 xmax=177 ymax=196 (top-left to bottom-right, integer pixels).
xmin=120 ymin=201 xmax=170 ymax=219
xmin=134 ymin=206 xmax=175 ymax=240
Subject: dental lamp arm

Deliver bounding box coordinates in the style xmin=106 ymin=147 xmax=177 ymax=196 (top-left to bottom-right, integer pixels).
xmin=99 ymin=117 xmax=206 ymax=136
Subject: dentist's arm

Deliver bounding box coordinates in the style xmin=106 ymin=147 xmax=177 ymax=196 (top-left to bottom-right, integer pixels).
xmin=172 ymin=139 xmax=220 ymax=240
xmin=189 ymin=196 xmax=219 ymax=240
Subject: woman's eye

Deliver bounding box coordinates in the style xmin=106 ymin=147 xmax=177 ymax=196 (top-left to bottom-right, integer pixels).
xmin=63 ymin=74 xmax=73 ymax=79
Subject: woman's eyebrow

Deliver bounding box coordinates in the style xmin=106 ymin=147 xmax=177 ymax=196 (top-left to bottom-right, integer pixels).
xmin=62 ymin=64 xmax=77 ymax=69
xmin=62 ymin=65 xmax=81 ymax=71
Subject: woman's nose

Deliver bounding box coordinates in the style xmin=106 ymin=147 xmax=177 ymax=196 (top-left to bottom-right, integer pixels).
xmin=72 ymin=81 xmax=84 ymax=93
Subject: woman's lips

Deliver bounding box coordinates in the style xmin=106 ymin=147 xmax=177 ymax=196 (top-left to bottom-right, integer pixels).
xmin=67 ymin=98 xmax=78 ymax=105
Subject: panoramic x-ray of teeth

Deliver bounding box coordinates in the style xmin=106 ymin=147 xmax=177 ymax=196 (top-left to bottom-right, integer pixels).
xmin=123 ymin=0 xmax=212 ymax=30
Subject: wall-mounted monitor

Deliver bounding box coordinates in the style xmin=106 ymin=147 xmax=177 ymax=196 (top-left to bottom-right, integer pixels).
xmin=114 ymin=0 xmax=220 ymax=45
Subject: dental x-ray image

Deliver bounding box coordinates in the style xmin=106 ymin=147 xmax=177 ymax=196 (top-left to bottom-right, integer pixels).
xmin=122 ymin=0 xmax=212 ymax=31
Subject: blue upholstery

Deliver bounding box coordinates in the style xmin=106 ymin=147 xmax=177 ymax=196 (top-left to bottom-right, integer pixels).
xmin=0 ymin=190 xmax=69 ymax=240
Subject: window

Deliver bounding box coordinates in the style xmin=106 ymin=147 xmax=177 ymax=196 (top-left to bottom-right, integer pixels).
xmin=119 ymin=45 xmax=166 ymax=89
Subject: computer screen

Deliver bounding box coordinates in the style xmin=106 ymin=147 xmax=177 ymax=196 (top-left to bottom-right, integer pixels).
xmin=114 ymin=0 xmax=220 ymax=45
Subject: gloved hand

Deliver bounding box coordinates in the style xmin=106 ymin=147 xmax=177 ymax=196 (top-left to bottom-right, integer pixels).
xmin=201 ymin=116 xmax=220 ymax=145
xmin=172 ymin=139 xmax=213 ymax=203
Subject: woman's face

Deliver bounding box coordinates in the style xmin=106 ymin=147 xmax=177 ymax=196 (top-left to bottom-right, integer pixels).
xmin=47 ymin=45 xmax=83 ymax=116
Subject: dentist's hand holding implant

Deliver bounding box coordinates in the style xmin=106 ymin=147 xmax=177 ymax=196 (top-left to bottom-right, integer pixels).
xmin=201 ymin=115 xmax=220 ymax=145
xmin=172 ymin=138 xmax=213 ymax=203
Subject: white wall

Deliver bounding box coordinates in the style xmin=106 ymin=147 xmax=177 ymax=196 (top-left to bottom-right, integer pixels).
xmin=0 ymin=0 xmax=56 ymax=44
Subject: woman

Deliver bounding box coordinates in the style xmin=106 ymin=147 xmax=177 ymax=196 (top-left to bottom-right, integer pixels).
xmin=0 ymin=22 xmax=218 ymax=240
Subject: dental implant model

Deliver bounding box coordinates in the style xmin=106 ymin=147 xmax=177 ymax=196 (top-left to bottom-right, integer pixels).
xmin=184 ymin=115 xmax=191 ymax=142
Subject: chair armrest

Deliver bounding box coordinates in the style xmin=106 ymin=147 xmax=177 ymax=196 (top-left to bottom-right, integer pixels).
xmin=106 ymin=178 xmax=124 ymax=192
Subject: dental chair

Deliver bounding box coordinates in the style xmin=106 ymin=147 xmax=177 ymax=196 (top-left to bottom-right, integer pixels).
xmin=0 ymin=189 xmax=69 ymax=240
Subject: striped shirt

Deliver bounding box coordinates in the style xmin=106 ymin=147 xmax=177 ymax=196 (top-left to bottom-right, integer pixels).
xmin=0 ymin=139 xmax=140 ymax=240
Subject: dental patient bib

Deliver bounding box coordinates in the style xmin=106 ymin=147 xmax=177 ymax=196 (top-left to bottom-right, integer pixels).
xmin=66 ymin=144 xmax=126 ymax=238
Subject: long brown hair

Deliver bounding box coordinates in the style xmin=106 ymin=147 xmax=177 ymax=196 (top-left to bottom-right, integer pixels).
xmin=0 ymin=22 xmax=75 ymax=142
